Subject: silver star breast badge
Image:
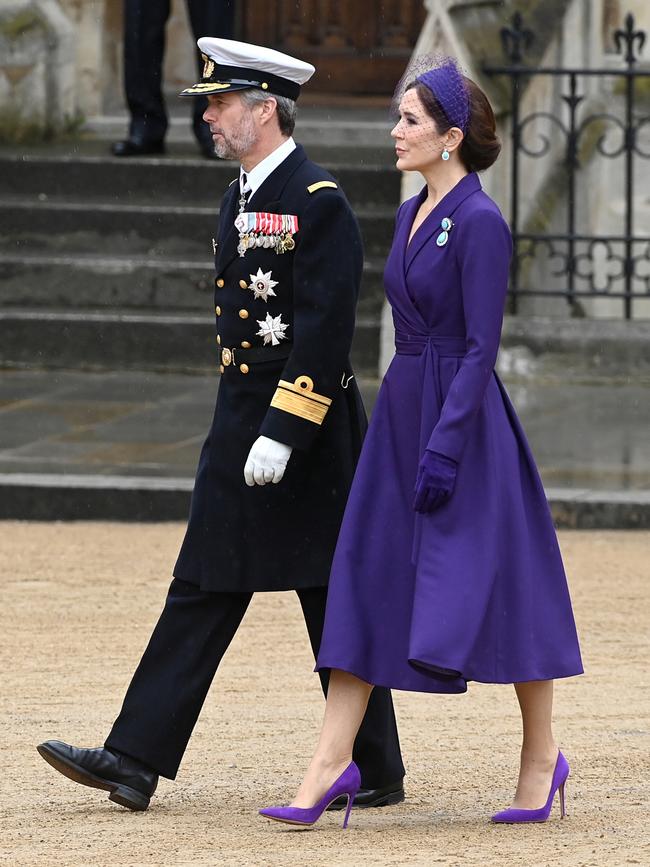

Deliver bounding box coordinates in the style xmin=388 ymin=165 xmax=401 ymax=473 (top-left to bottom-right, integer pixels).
xmin=256 ymin=313 xmax=289 ymax=346
xmin=249 ymin=268 xmax=278 ymax=302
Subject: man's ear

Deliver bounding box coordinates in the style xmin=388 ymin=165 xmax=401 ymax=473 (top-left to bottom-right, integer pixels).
xmin=258 ymin=96 xmax=278 ymax=127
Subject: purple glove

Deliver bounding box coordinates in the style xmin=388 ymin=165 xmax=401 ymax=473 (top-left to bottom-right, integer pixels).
xmin=413 ymin=450 xmax=458 ymax=514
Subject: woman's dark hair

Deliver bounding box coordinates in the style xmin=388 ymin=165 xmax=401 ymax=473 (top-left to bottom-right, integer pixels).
xmin=407 ymin=78 xmax=501 ymax=172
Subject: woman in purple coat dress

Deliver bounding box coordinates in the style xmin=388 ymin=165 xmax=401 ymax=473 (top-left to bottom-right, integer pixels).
xmin=259 ymin=58 xmax=583 ymax=829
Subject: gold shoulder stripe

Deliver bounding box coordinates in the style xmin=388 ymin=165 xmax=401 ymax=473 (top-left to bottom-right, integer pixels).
xmin=228 ymin=178 xmax=237 ymax=186
xmin=307 ymin=181 xmax=338 ymax=194
xmin=270 ymin=376 xmax=332 ymax=425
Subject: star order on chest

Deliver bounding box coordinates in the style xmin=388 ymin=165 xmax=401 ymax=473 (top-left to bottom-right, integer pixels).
xmin=249 ymin=268 xmax=278 ymax=301
xmin=257 ymin=312 xmax=289 ymax=346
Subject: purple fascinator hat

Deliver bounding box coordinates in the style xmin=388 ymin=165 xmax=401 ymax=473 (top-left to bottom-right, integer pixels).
xmin=417 ymin=58 xmax=470 ymax=133
xmin=393 ymin=55 xmax=470 ymax=134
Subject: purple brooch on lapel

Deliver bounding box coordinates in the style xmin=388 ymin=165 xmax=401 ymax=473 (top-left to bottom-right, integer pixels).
xmin=436 ymin=217 xmax=454 ymax=247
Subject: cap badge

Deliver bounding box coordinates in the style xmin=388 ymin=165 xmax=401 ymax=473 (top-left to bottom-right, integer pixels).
xmin=202 ymin=54 xmax=215 ymax=78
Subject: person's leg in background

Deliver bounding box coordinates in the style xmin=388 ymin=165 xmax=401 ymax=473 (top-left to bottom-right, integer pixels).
xmin=112 ymin=0 xmax=171 ymax=155
xmin=185 ymin=0 xmax=237 ymax=157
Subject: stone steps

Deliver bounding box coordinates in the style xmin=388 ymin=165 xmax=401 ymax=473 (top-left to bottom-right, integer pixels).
xmin=0 ymin=248 xmax=385 ymax=315
xmin=1 ymin=365 xmax=647 ymax=527
xmin=0 ymin=148 xmax=398 ymax=375
xmin=0 ymin=153 xmax=398 ymax=207
xmin=3 ymin=472 xmax=647 ymax=527
xmin=0 ymin=307 xmax=380 ymax=374
xmin=0 ymin=196 xmax=396 ymax=258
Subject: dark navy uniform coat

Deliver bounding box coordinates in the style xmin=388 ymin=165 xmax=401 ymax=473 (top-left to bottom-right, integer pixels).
xmin=174 ymin=144 xmax=367 ymax=592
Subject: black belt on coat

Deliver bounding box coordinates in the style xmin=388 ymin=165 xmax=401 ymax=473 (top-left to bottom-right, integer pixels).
xmin=220 ymin=343 xmax=292 ymax=367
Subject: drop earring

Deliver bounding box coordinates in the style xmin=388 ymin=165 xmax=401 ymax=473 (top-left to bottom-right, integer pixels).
xmin=441 ymin=147 xmax=450 ymax=161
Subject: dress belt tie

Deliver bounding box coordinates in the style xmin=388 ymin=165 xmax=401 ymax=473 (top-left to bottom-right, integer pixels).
xmin=394 ymin=332 xmax=466 ymax=357
xmin=394 ymin=331 xmax=467 ymax=467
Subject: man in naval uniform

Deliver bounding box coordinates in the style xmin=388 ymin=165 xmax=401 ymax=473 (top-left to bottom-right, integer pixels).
xmin=38 ymin=38 xmax=405 ymax=813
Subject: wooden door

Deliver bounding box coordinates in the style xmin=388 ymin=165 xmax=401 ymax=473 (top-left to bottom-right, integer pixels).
xmin=240 ymin=1 xmax=426 ymax=97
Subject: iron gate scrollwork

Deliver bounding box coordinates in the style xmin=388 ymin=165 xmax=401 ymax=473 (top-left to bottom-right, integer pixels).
xmin=484 ymin=12 xmax=650 ymax=318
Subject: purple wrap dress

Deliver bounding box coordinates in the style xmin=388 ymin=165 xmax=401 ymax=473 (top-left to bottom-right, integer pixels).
xmin=316 ymin=173 xmax=583 ymax=693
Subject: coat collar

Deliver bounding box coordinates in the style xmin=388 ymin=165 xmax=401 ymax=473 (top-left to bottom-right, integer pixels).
xmin=404 ymin=172 xmax=481 ymax=274
xmin=216 ymin=144 xmax=308 ymax=273
xmin=247 ymin=143 xmax=307 ymax=210
xmin=240 ymin=137 xmax=297 ymax=198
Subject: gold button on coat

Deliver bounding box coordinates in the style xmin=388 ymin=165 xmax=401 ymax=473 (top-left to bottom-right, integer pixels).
xmin=216 ymin=278 xmax=224 ymax=288
xmin=239 ymin=279 xmax=248 ymax=289
xmin=238 ymin=309 xmax=249 ymax=319
xmin=241 ymin=340 xmax=251 ymax=349
xmin=216 ymin=335 xmax=221 ymax=345
xmin=215 ymin=305 xmax=221 ymax=316
xmin=240 ymin=364 xmax=249 ymax=374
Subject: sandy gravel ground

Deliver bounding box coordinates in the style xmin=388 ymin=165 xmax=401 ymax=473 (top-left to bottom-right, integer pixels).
xmin=1 ymin=523 xmax=649 ymax=867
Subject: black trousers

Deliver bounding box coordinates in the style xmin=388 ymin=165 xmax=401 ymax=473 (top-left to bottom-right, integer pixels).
xmin=123 ymin=0 xmax=236 ymax=142
xmin=106 ymin=578 xmax=405 ymax=786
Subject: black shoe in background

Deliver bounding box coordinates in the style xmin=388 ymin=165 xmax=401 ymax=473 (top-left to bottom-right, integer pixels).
xmin=111 ymin=138 xmax=165 ymax=157
xmin=328 ymin=779 xmax=405 ymax=810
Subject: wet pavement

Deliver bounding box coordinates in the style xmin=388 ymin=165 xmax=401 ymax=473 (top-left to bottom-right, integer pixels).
xmin=0 ymin=368 xmax=647 ymax=493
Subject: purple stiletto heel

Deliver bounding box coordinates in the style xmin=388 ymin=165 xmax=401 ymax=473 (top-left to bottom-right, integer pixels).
xmin=491 ymin=751 xmax=570 ymax=824
xmin=259 ymin=761 xmax=361 ymax=829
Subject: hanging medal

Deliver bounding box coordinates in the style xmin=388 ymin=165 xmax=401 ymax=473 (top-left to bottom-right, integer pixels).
xmin=234 ymin=212 xmax=299 ymax=257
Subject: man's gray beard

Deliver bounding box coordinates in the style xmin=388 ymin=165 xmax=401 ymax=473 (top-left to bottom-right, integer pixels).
xmin=214 ymin=118 xmax=258 ymax=161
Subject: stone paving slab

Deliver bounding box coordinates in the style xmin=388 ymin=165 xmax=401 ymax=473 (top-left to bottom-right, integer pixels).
xmin=0 ymin=368 xmax=648 ymax=526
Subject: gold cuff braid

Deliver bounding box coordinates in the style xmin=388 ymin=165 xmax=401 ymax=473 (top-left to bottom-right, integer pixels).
xmin=270 ymin=376 xmax=332 ymax=425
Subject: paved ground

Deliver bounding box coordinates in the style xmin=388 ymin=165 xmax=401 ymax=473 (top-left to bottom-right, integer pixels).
xmin=1 ymin=523 xmax=649 ymax=866
xmin=0 ymin=368 xmax=648 ymax=488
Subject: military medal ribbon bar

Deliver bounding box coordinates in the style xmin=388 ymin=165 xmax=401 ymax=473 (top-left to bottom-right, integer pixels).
xmin=235 ymin=212 xmax=299 ymax=256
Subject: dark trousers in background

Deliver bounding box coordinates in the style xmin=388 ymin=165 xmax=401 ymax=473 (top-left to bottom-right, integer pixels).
xmin=105 ymin=578 xmax=405 ymax=786
xmin=123 ymin=0 xmax=236 ymax=143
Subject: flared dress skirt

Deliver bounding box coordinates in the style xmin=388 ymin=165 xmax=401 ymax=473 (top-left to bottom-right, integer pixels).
xmin=316 ymin=174 xmax=583 ymax=692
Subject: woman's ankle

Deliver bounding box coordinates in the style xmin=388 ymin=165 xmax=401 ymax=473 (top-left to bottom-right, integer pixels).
xmin=310 ymin=752 xmax=352 ymax=775
xmin=520 ymin=741 xmax=559 ymax=766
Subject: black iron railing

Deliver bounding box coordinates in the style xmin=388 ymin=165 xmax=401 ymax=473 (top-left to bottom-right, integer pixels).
xmin=484 ymin=12 xmax=649 ymax=318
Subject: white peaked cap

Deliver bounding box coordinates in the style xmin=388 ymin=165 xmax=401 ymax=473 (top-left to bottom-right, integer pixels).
xmin=179 ymin=37 xmax=315 ymax=101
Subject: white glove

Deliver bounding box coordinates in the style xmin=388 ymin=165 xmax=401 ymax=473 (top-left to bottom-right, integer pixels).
xmin=244 ymin=436 xmax=292 ymax=487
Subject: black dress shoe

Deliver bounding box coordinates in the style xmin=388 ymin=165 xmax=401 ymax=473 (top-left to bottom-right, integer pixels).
xmin=327 ymin=780 xmax=405 ymax=810
xmin=37 ymin=740 xmax=158 ymax=811
xmin=111 ymin=138 xmax=165 ymax=157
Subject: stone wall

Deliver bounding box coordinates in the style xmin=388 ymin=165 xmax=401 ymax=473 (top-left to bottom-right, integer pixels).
xmin=0 ymin=0 xmax=197 ymax=134
xmin=0 ymin=1 xmax=77 ymax=139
